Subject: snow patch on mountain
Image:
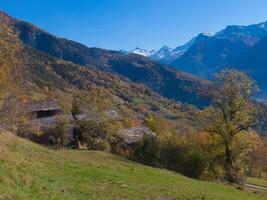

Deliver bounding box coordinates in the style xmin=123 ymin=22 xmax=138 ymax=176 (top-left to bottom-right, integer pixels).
xmin=151 ymin=45 xmax=172 ymax=60
xmin=129 ymin=38 xmax=195 ymax=63
xmin=199 ymin=32 xmax=215 ymax=37
xmin=130 ymin=47 xmax=156 ymax=57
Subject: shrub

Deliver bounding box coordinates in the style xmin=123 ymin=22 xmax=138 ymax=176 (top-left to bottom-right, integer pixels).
xmin=159 ymin=137 xmax=207 ymax=179
xmin=131 ymin=135 xmax=160 ymax=166
xmin=78 ymin=120 xmax=110 ymax=151
xmin=47 ymin=119 xmax=70 ymax=149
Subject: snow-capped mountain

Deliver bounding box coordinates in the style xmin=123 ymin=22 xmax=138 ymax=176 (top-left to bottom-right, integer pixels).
xmin=151 ymin=45 xmax=172 ymax=59
xmin=126 ymin=20 xmax=267 ymax=98
xmin=129 ymin=21 xmax=267 ymax=72
xmin=171 ymin=20 xmax=267 ymax=77
xmin=129 ymin=40 xmax=195 ymax=64
xmin=169 ymin=37 xmax=196 ymax=60
xmin=130 ymin=47 xmax=156 ymax=57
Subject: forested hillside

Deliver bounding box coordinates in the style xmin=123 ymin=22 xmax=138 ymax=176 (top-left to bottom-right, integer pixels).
xmin=0 ymin=18 xmax=200 ymax=134
xmin=0 ymin=11 xmax=210 ymax=107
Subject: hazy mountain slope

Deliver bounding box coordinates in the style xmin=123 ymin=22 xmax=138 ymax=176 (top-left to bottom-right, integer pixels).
xmin=171 ymin=23 xmax=267 ymax=77
xmin=108 ymin=54 xmax=210 ymax=106
xmin=23 ymin=44 xmax=191 ymax=120
xmin=0 ymin=132 xmax=263 ymax=200
xmin=0 ymin=11 xmax=210 ymax=107
xmin=231 ymin=35 xmax=267 ymax=96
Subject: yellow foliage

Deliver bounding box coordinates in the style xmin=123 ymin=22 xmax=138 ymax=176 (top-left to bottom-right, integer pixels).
xmin=0 ymin=25 xmax=22 ymax=106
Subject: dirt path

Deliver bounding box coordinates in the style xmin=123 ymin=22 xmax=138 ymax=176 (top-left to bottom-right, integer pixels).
xmin=245 ymin=183 xmax=267 ymax=190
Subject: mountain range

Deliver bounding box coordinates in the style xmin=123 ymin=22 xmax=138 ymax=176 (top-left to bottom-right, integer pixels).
xmin=129 ymin=21 xmax=267 ymax=97
xmin=2 ymin=10 xmax=267 ymax=106
xmin=129 ymin=37 xmax=195 ymax=63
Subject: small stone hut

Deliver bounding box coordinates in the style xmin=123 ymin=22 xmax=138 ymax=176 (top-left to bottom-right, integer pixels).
xmin=26 ymin=99 xmax=73 ymax=129
xmin=118 ymin=126 xmax=156 ymax=145
xmin=27 ymin=100 xmax=62 ymax=118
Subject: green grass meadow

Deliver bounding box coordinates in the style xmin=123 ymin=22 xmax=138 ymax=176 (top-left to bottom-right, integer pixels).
xmin=0 ymin=132 xmax=266 ymax=200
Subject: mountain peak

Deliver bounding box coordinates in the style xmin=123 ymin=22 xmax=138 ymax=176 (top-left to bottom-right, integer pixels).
xmin=158 ymin=46 xmax=172 ymax=54
xmin=159 ymin=45 xmax=172 ymax=51
xmin=133 ymin=47 xmax=143 ymax=50
xmin=130 ymin=47 xmax=155 ymax=57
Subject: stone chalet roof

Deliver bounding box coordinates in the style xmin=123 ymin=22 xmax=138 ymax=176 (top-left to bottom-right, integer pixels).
xmin=118 ymin=126 xmax=156 ymax=144
xmin=26 ymin=100 xmax=62 ymax=112
xmin=25 ymin=100 xmax=73 ymax=129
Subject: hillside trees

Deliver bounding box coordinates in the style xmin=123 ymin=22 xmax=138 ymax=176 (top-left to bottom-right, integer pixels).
xmin=198 ymin=69 xmax=262 ymax=183
xmin=143 ymin=114 xmax=218 ymax=179
xmin=0 ymin=25 xmax=25 ymax=129
xmin=71 ymin=87 xmax=113 ymax=118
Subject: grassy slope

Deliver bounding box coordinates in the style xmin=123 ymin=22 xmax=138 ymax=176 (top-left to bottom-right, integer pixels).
xmin=0 ymin=133 xmax=266 ymax=200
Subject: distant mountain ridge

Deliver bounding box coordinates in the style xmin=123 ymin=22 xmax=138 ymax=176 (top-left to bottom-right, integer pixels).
xmin=129 ymin=37 xmax=195 ymax=64
xmin=171 ymin=21 xmax=267 ymax=76
xmin=170 ymin=21 xmax=267 ymax=96
xmin=128 ymin=20 xmax=267 ymax=97
xmin=129 ymin=21 xmax=267 ymax=79
xmin=231 ymin=34 xmax=267 ymax=97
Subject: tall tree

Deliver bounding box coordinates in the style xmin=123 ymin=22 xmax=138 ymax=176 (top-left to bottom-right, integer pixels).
xmin=198 ymin=69 xmax=262 ymax=183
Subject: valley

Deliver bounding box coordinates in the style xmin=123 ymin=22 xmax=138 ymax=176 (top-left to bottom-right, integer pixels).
xmin=0 ymin=4 xmax=267 ymax=200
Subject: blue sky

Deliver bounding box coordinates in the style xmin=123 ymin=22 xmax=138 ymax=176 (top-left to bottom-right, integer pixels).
xmin=1 ymin=0 xmax=267 ymax=50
